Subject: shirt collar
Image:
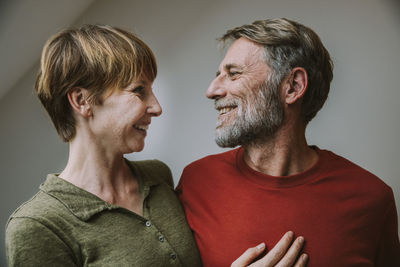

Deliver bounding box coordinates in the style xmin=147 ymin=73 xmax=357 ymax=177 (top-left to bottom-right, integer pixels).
xmin=39 ymin=160 xmax=161 ymax=221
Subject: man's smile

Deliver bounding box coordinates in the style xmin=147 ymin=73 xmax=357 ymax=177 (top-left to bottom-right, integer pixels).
xmin=218 ymin=106 xmax=236 ymax=115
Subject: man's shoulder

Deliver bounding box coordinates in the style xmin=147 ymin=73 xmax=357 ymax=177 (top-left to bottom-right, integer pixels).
xmin=321 ymin=148 xmax=382 ymax=179
xmin=319 ymin=148 xmax=393 ymax=197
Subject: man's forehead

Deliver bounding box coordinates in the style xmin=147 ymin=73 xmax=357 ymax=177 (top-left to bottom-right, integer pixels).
xmin=219 ymin=37 xmax=265 ymax=69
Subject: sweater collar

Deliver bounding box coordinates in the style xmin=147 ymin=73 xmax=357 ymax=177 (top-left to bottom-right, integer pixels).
xmin=39 ymin=160 xmax=159 ymax=221
xmin=236 ymin=146 xmax=329 ymax=188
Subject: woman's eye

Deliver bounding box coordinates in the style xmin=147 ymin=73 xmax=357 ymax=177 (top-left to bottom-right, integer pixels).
xmin=132 ymin=86 xmax=145 ymax=94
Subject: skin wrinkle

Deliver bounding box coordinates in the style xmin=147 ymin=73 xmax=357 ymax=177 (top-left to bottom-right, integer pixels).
xmin=60 ymin=75 xmax=161 ymax=215
xmin=214 ymin=39 xmax=285 ymax=148
xmin=36 ymin=25 xmax=159 ymax=142
xmin=207 ymin=37 xmax=318 ymax=177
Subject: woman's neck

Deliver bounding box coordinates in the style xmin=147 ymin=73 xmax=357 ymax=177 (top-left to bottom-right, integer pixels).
xmin=59 ymin=134 xmax=142 ymax=214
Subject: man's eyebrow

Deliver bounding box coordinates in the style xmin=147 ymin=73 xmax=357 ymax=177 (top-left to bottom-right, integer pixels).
xmin=224 ymin=63 xmax=240 ymax=71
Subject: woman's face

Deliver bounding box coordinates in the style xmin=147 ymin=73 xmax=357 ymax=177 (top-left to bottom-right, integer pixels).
xmin=89 ymin=77 xmax=162 ymax=155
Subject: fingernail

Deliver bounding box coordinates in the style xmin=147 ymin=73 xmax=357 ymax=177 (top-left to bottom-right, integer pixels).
xmin=256 ymin=242 xmax=265 ymax=250
xmin=298 ymin=236 xmax=304 ymax=243
xmin=287 ymin=231 xmax=294 ymax=238
xmin=302 ymin=254 xmax=308 ymax=261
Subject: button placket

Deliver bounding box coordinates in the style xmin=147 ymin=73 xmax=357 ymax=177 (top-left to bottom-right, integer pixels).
xmin=141 ymin=188 xmax=181 ymax=266
xmin=152 ymin=230 xmax=179 ymax=264
xmin=170 ymin=252 xmax=177 ymax=260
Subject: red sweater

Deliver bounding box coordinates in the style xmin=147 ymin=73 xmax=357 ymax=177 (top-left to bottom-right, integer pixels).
xmin=177 ymin=147 xmax=400 ymax=267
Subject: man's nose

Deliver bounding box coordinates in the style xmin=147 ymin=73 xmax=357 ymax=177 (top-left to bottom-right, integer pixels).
xmin=206 ymin=77 xmax=226 ymax=99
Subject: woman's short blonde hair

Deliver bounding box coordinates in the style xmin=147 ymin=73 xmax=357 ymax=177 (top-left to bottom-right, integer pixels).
xmin=35 ymin=24 xmax=157 ymax=142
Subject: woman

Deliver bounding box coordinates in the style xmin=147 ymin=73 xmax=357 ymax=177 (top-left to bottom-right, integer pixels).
xmin=6 ymin=25 xmax=307 ymax=266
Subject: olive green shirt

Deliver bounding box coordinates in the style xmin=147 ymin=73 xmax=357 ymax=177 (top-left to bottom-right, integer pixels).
xmin=6 ymin=160 xmax=201 ymax=266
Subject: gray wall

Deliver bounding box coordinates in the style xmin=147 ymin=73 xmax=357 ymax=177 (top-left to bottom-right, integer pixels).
xmin=1 ymin=0 xmax=399 ymax=265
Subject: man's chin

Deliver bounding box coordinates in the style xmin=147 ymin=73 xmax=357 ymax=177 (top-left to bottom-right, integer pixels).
xmin=215 ymin=140 xmax=239 ymax=148
xmin=215 ymin=133 xmax=240 ymax=148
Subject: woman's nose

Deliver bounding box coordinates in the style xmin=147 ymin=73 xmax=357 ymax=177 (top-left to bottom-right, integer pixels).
xmin=147 ymin=92 xmax=162 ymax=117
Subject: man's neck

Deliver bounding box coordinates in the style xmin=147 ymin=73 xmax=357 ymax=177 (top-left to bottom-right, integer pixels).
xmin=242 ymin=125 xmax=318 ymax=177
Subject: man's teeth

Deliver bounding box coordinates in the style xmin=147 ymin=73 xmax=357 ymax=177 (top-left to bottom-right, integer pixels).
xmin=219 ymin=107 xmax=234 ymax=115
xmin=134 ymin=125 xmax=149 ymax=131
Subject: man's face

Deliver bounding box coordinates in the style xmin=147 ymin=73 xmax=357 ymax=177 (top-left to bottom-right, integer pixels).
xmin=206 ymin=37 xmax=284 ymax=147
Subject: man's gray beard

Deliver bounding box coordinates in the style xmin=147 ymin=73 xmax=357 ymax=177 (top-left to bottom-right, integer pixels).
xmin=215 ymin=79 xmax=284 ymax=148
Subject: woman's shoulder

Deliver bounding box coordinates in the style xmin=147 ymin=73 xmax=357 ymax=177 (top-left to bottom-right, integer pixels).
xmin=6 ymin=184 xmax=78 ymax=236
xmin=6 ymin=190 xmax=81 ymax=266
xmin=128 ymin=159 xmax=174 ymax=188
xmin=6 ymin=190 xmax=69 ymax=243
xmin=7 ymin=193 xmax=58 ymax=244
xmin=8 ymin=190 xmax=66 ymax=221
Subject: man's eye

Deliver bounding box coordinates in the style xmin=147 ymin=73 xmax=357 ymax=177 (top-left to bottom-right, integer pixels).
xmin=229 ymin=71 xmax=241 ymax=77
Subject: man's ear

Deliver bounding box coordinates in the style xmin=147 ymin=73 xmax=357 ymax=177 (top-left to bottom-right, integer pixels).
xmin=284 ymin=67 xmax=308 ymax=105
xmin=67 ymin=87 xmax=92 ymax=118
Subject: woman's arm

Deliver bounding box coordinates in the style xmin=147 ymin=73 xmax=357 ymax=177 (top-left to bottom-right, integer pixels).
xmin=6 ymin=217 xmax=79 ymax=267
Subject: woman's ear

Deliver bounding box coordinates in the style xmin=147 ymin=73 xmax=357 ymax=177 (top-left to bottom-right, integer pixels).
xmin=284 ymin=67 xmax=308 ymax=105
xmin=67 ymin=88 xmax=92 ymax=118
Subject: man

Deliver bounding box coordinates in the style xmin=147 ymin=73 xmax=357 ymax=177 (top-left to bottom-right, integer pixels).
xmin=177 ymin=18 xmax=400 ymax=266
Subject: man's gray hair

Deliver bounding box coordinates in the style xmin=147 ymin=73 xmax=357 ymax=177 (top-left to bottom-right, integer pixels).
xmin=219 ymin=18 xmax=333 ymax=124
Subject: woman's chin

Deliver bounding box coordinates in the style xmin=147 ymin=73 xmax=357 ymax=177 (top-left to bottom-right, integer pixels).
xmin=126 ymin=143 xmax=145 ymax=154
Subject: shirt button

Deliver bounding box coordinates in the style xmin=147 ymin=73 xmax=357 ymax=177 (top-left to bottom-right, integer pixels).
xmin=145 ymin=220 xmax=151 ymax=227
xmin=170 ymin=253 xmax=177 ymax=260
xmin=158 ymin=235 xmax=165 ymax=242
